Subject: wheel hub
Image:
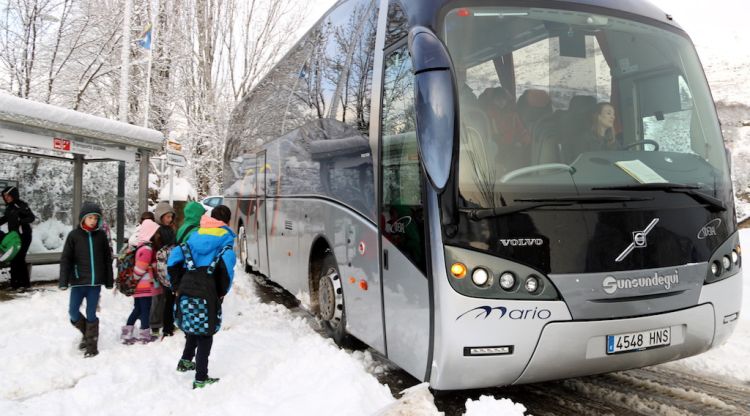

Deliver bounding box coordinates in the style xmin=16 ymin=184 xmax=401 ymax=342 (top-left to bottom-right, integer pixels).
xmin=318 ymin=268 xmax=343 ymax=325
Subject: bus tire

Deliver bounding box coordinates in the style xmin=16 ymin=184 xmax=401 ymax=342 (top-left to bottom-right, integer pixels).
xmin=318 ymin=255 xmax=348 ymax=346
xmin=238 ymin=224 xmax=251 ymax=274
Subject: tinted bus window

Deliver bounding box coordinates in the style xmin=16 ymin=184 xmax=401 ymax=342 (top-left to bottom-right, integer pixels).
xmin=381 ymin=45 xmax=426 ymax=272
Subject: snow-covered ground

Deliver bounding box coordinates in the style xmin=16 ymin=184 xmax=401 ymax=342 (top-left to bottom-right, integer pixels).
xmin=0 ymin=229 xmax=748 ymax=416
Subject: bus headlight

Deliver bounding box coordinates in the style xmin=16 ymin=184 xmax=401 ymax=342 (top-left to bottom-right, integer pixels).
xmin=722 ymin=255 xmax=732 ymax=271
xmin=524 ymin=276 xmax=539 ymax=293
xmin=499 ymin=272 xmax=515 ymax=290
xmin=732 ymin=250 xmax=739 ymax=265
xmin=471 ymin=268 xmax=490 ymax=286
xmin=711 ymin=261 xmax=721 ymax=277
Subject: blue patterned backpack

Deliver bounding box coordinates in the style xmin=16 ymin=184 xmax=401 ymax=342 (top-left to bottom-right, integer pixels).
xmin=173 ymin=244 xmax=231 ymax=336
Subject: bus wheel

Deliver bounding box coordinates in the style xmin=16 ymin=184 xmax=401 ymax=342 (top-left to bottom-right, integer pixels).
xmin=318 ymin=258 xmax=347 ymax=345
xmin=238 ymin=225 xmax=251 ymax=273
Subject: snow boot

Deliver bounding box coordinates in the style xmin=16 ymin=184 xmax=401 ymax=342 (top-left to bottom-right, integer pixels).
xmin=176 ymin=359 xmax=196 ymax=372
xmin=71 ymin=318 xmax=86 ymax=350
xmin=136 ymin=328 xmax=157 ymax=344
xmin=192 ymin=377 xmax=219 ymax=389
xmin=120 ymin=325 xmax=135 ymax=345
xmin=84 ymin=320 xmax=99 ymax=358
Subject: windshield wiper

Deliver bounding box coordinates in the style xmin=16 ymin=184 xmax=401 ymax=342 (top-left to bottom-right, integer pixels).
xmin=591 ymin=183 xmax=726 ymax=212
xmin=463 ymin=195 xmax=652 ymax=220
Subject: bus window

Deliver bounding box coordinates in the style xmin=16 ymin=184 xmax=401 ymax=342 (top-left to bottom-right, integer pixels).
xmin=380 ymin=45 xmax=426 ymax=273
xmin=641 ymin=75 xmax=694 ymax=153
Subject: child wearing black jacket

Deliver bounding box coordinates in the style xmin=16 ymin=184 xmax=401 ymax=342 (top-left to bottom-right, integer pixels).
xmin=59 ymin=202 xmax=113 ymax=357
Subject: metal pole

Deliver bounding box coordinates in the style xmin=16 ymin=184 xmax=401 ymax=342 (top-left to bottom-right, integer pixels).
xmin=72 ymin=155 xmax=83 ymax=226
xmin=168 ymin=163 xmax=174 ymax=205
xmin=116 ymin=0 xmax=132 ymax=250
xmin=138 ymin=150 xmax=150 ymax=218
xmin=142 ymin=0 xmax=160 ymax=128
xmin=119 ymin=0 xmax=132 ymax=123
xmin=117 ymin=161 xmax=125 ymax=251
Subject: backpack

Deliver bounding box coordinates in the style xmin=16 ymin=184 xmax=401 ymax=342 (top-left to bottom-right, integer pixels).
xmin=155 ymin=245 xmax=174 ymax=288
xmin=155 ymin=224 xmax=198 ymax=288
xmin=0 ymin=230 xmax=21 ymax=267
xmin=173 ymin=244 xmax=231 ymax=336
xmin=115 ymin=243 xmax=150 ymax=296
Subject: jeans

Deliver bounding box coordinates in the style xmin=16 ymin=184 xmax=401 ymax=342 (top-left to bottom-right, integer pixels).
xmin=68 ymin=286 xmax=102 ymax=323
xmin=126 ymin=297 xmax=153 ymax=329
xmin=182 ymin=334 xmax=214 ymax=381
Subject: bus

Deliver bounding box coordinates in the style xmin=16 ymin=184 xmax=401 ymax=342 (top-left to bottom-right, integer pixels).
xmin=223 ymin=0 xmax=743 ymax=390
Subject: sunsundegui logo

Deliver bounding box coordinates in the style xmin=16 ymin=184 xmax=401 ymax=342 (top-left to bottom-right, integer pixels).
xmin=456 ymin=306 xmax=551 ymax=321
xmin=602 ymin=270 xmax=680 ymax=295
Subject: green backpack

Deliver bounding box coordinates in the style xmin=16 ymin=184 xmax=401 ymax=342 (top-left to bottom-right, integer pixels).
xmin=0 ymin=230 xmax=21 ymax=267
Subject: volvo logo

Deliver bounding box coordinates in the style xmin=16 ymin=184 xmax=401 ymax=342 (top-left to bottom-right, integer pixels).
xmin=697 ymin=218 xmax=721 ymax=240
xmin=602 ymin=270 xmax=679 ymax=295
xmin=499 ymin=238 xmax=543 ymax=247
xmin=615 ymin=218 xmax=659 ymax=262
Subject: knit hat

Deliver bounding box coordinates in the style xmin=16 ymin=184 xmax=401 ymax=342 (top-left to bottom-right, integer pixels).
xmin=153 ymin=201 xmax=176 ymax=225
xmin=136 ymin=219 xmax=160 ymax=244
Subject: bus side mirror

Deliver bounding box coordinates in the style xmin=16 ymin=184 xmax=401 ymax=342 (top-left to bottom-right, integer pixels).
xmin=409 ymin=26 xmax=457 ymax=193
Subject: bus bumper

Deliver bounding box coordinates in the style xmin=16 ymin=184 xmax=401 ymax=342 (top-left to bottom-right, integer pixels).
xmin=515 ymin=272 xmax=741 ymax=385
xmin=428 ymin=272 xmax=741 ymax=390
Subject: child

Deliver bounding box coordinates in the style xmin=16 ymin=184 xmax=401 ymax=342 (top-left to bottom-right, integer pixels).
xmin=59 ymin=202 xmax=113 ymax=357
xmin=121 ymin=219 xmax=162 ymax=344
xmin=151 ymin=201 xmax=177 ymax=337
xmin=167 ymin=205 xmax=235 ymax=389
xmin=128 ymin=211 xmax=155 ymax=247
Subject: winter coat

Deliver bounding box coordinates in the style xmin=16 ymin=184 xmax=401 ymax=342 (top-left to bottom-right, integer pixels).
xmin=0 ymin=186 xmax=35 ymax=241
xmin=59 ymin=202 xmax=113 ymax=289
xmin=131 ymin=219 xmax=162 ymax=297
xmin=175 ymin=202 xmax=205 ymax=244
xmin=133 ymin=244 xmax=162 ymax=297
xmin=167 ymin=216 xmax=236 ymax=298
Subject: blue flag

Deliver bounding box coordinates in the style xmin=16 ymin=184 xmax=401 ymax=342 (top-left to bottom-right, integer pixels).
xmin=137 ymin=23 xmax=152 ymax=50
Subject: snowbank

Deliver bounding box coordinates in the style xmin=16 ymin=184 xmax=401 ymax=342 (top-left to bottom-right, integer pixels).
xmin=158 ymin=176 xmax=197 ymax=201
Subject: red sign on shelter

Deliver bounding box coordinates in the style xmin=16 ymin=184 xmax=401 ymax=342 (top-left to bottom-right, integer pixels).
xmin=53 ymin=137 xmax=71 ymax=151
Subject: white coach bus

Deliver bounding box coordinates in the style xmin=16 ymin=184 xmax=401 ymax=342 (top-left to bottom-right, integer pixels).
xmin=223 ymin=0 xmax=742 ymax=390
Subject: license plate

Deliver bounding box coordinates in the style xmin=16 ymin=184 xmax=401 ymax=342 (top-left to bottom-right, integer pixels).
xmin=606 ymin=327 xmax=671 ymax=354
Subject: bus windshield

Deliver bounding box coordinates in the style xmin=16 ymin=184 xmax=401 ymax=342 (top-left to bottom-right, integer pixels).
xmin=441 ymin=6 xmax=730 ymax=210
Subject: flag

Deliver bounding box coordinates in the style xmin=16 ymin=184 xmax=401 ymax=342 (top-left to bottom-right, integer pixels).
xmin=137 ymin=23 xmax=152 ymax=50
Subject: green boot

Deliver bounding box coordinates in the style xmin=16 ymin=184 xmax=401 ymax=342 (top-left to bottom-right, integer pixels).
xmin=176 ymin=359 xmax=196 ymax=372
xmin=192 ymin=377 xmax=219 ymax=389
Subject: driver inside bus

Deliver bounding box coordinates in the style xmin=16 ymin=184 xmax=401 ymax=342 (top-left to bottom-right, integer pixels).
xmin=566 ymin=102 xmax=621 ymax=162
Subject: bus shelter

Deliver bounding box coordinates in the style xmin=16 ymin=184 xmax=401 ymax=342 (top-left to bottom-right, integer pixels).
xmin=0 ymin=93 xmax=163 ymax=265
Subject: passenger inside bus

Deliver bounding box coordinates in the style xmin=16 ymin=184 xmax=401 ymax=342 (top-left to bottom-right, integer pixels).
xmin=477 ymin=86 xmax=531 ymax=172
xmin=516 ymin=89 xmax=552 ymax=130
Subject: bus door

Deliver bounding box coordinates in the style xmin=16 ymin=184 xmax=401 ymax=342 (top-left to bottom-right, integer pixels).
xmin=378 ymin=44 xmax=431 ymax=380
xmin=256 ymin=151 xmax=270 ymax=277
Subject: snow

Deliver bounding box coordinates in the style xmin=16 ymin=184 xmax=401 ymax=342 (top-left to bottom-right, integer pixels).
xmin=0 ymin=269 xmax=394 ymax=415
xmin=158 ymin=176 xmax=197 ymax=201
xmin=0 ymin=92 xmax=163 ymax=149
xmin=463 ymin=396 xmax=527 ymax=416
